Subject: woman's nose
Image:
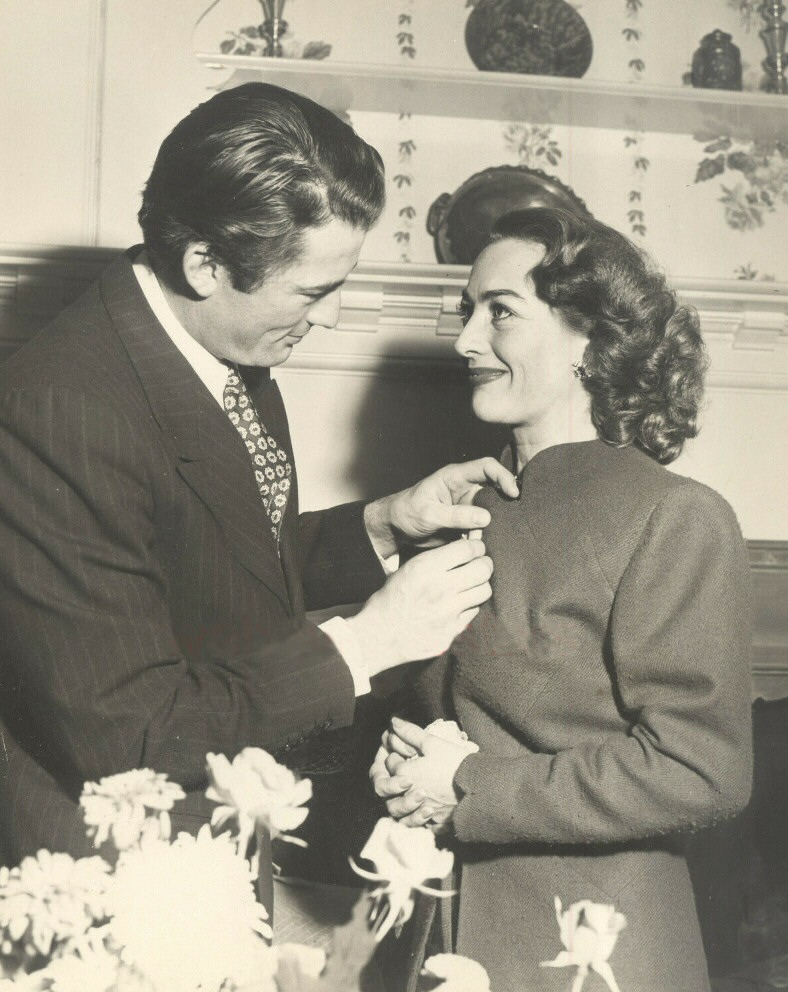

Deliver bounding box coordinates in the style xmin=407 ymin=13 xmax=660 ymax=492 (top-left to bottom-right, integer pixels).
xmin=454 ymin=312 xmax=486 ymax=358
xmin=307 ymin=288 xmax=342 ymax=329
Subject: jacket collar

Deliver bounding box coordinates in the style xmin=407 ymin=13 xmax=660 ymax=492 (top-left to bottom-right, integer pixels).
xmin=98 ymin=249 xmax=289 ymax=608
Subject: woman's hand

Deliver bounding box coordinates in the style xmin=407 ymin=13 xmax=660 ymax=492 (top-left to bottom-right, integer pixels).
xmin=370 ymin=718 xmax=470 ymax=829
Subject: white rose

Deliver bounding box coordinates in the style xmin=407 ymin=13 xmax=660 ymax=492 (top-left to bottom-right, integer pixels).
xmin=423 ymin=719 xmax=479 ymax=755
xmin=541 ymin=896 xmax=627 ymax=992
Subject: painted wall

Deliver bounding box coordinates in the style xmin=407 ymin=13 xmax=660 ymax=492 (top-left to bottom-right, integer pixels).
xmin=1 ymin=0 xmax=786 ymax=538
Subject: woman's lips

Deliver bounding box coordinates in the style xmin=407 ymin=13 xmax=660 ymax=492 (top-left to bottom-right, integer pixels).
xmin=468 ymin=367 xmax=506 ymax=385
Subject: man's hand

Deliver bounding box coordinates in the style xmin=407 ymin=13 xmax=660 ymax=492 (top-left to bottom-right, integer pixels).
xmin=364 ymin=458 xmax=518 ymax=558
xmin=370 ymin=717 xmax=469 ymax=829
xmin=346 ymin=539 xmax=492 ymax=677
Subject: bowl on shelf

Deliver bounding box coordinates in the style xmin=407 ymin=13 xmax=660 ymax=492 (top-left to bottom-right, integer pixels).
xmin=426 ymin=164 xmax=593 ymax=265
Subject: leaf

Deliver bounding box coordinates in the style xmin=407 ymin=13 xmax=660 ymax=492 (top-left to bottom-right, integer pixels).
xmin=629 ymin=58 xmax=646 ymax=72
xmin=302 ymin=41 xmax=332 ymax=60
xmin=628 ymin=190 xmax=642 ymax=202
xmin=704 ymin=138 xmax=732 ymax=153
xmin=394 ymin=231 xmax=411 ymax=243
xmin=219 ymin=38 xmax=235 ymax=54
xmin=695 ymin=155 xmax=725 ymax=182
xmin=393 ymin=174 xmax=412 ymax=188
xmin=397 ymin=32 xmax=414 ymax=45
xmin=623 ymin=136 xmax=638 ymax=147
xmin=398 ymin=14 xmax=412 ymax=24
xmin=315 ymin=895 xmax=377 ymax=991
xmin=398 ymin=139 xmax=417 ymax=156
xmin=400 ymin=45 xmax=416 ymax=58
xmin=635 ymin=156 xmax=650 ymax=171
xmin=399 ymin=206 xmax=416 ymax=219
xmin=632 ymin=224 xmax=647 ymax=235
xmin=622 ymin=28 xmax=640 ymax=41
xmin=726 ymin=151 xmax=754 ymax=172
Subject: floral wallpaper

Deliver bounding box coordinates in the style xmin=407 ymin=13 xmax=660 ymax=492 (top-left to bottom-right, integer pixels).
xmin=199 ymin=0 xmax=788 ymax=279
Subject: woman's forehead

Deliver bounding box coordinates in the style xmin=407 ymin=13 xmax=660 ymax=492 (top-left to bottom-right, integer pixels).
xmin=466 ymin=238 xmax=544 ymax=295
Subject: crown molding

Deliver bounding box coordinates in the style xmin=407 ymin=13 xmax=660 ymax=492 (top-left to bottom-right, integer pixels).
xmin=1 ymin=246 xmax=787 ymax=387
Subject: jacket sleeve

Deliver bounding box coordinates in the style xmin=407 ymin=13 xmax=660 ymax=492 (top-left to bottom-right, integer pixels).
xmin=0 ymin=386 xmax=355 ymax=792
xmin=452 ymin=483 xmax=754 ymax=846
xmin=299 ymin=503 xmax=387 ymax=611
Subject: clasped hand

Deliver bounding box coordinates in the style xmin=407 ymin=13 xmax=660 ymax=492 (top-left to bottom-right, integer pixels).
xmin=369 ymin=717 xmax=469 ymax=833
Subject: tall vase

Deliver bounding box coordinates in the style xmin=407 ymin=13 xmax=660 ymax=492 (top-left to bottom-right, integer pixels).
xmin=760 ymin=0 xmax=788 ymax=93
xmin=259 ymin=0 xmax=288 ymax=58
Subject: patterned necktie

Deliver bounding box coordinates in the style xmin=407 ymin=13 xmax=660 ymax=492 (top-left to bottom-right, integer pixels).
xmin=223 ymin=365 xmax=292 ymax=544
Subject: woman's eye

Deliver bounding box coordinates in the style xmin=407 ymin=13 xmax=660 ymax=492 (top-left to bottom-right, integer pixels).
xmin=455 ymin=301 xmax=471 ymax=326
xmin=490 ymin=302 xmax=513 ymax=322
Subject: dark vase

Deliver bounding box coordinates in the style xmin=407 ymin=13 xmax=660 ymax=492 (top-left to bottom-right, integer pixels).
xmin=690 ymin=30 xmax=743 ymax=90
xmin=465 ymin=0 xmax=593 ymax=78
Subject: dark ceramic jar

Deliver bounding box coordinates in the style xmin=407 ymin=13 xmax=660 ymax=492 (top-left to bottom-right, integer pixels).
xmin=690 ymin=30 xmax=743 ymax=90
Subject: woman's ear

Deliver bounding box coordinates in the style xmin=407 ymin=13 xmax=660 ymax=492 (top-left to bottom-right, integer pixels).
xmin=181 ymin=243 xmax=220 ymax=299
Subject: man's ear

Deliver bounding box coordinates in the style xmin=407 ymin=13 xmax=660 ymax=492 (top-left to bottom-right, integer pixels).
xmin=181 ymin=243 xmax=221 ymax=299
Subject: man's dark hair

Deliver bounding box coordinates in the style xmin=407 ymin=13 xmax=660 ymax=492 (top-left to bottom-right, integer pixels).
xmin=138 ymin=82 xmax=385 ymax=292
xmin=490 ymin=207 xmax=707 ymax=465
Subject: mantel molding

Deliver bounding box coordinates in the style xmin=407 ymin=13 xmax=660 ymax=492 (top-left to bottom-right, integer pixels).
xmin=1 ymin=245 xmax=787 ymax=387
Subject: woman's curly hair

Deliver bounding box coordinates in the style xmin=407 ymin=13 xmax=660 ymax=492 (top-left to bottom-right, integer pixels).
xmin=489 ymin=207 xmax=708 ymax=464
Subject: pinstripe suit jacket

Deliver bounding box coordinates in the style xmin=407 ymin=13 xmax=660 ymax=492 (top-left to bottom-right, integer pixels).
xmin=0 ymin=250 xmax=384 ymax=867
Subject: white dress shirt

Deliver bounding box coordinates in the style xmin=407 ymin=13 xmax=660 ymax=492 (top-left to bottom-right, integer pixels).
xmin=132 ymin=253 xmax=371 ymax=696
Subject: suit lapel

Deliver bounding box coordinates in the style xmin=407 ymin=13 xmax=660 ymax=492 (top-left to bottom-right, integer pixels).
xmin=98 ymin=251 xmax=290 ymax=609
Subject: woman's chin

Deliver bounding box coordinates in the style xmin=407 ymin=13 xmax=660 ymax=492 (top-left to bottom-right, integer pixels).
xmin=470 ymin=395 xmax=508 ymax=426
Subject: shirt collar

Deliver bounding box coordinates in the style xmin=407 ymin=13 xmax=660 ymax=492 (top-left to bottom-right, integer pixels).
xmin=132 ymin=251 xmax=228 ymax=407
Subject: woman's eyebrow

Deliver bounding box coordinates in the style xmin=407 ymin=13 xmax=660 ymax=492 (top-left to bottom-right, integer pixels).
xmin=477 ymin=288 xmax=527 ymax=302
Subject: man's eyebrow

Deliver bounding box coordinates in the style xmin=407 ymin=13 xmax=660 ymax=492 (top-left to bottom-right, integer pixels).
xmin=295 ymin=278 xmax=346 ymax=296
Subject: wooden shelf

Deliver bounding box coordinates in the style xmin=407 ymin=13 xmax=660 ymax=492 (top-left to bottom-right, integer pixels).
xmin=196 ymin=54 xmax=788 ymax=141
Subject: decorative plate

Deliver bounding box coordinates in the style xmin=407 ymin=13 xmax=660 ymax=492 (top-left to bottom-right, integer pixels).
xmin=465 ymin=0 xmax=593 ymax=78
xmin=426 ymin=165 xmax=593 ymax=265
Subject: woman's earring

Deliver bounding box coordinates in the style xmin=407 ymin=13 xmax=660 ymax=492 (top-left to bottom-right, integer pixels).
xmin=572 ymin=362 xmax=588 ymax=381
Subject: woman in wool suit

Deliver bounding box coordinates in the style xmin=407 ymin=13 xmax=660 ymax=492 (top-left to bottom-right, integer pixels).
xmin=372 ymin=207 xmax=753 ymax=992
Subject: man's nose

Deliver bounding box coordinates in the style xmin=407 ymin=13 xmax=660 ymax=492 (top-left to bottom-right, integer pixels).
xmin=307 ymin=288 xmax=342 ymax=329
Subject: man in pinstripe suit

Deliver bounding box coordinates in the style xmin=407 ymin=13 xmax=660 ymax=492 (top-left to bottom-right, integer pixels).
xmin=0 ymin=83 xmax=514 ymax=890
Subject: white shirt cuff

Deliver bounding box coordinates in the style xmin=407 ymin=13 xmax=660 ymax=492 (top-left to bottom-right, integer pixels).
xmin=378 ymin=551 xmax=399 ymax=575
xmin=318 ymin=616 xmax=371 ymax=697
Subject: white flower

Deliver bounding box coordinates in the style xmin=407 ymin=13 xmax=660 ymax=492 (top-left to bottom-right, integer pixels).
xmin=422 ymin=953 xmax=490 ymax=991
xmin=350 ymin=818 xmax=454 ymax=941
xmin=0 ymin=850 xmax=111 ymax=959
xmin=423 ymin=720 xmax=480 ymax=755
xmin=205 ymin=749 xmax=312 ymax=856
xmin=38 ymin=929 xmax=130 ymax=992
xmin=540 ymin=897 xmax=627 ymax=992
xmin=80 ymin=769 xmax=185 ymax=851
xmin=108 ymin=827 xmax=273 ymax=992
xmin=275 ymin=943 xmax=326 ymax=979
